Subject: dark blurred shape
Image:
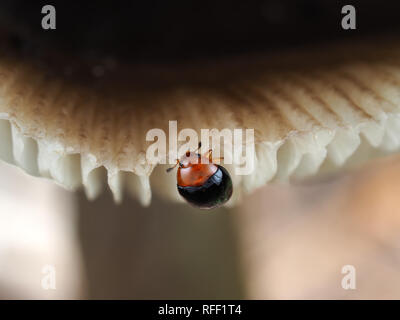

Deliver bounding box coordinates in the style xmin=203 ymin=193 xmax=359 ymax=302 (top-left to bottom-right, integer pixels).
xmin=78 ymin=191 xmax=243 ymax=299
xmin=1 ymin=0 xmax=400 ymax=64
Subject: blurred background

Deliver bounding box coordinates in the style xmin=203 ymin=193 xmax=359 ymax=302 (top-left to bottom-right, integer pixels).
xmin=1 ymin=0 xmax=400 ymax=300
xmin=2 ymin=155 xmax=400 ymax=299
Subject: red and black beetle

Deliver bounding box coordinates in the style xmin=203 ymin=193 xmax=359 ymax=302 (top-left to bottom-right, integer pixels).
xmin=166 ymin=142 xmax=233 ymax=209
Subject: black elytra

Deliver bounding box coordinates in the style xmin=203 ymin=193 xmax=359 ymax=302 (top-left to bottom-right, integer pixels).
xmin=177 ymin=165 xmax=233 ymax=209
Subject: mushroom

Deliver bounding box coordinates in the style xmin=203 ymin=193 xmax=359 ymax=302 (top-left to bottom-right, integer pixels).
xmin=1 ymin=2 xmax=400 ymax=208
xmin=2 ymin=36 xmax=400 ymax=207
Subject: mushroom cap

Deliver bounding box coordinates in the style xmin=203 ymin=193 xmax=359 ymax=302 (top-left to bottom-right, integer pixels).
xmin=1 ymin=36 xmax=400 ymax=206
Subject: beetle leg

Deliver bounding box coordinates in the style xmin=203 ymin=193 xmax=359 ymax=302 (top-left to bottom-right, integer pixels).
xmin=195 ymin=141 xmax=202 ymax=152
xmin=212 ymin=157 xmax=224 ymax=163
xmin=204 ymin=149 xmax=226 ymax=164
xmin=203 ymin=149 xmax=213 ymax=162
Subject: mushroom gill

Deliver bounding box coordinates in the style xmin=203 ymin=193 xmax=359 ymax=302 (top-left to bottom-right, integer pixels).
xmin=1 ymin=36 xmax=400 ymax=206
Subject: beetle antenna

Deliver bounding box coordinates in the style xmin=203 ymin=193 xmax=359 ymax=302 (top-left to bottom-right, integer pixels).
xmin=166 ymin=159 xmax=181 ymax=173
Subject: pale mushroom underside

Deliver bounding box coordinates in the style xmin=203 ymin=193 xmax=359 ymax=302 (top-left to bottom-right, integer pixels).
xmin=1 ymin=38 xmax=400 ymax=206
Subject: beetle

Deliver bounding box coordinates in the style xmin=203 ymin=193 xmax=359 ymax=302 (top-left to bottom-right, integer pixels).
xmin=166 ymin=142 xmax=233 ymax=209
